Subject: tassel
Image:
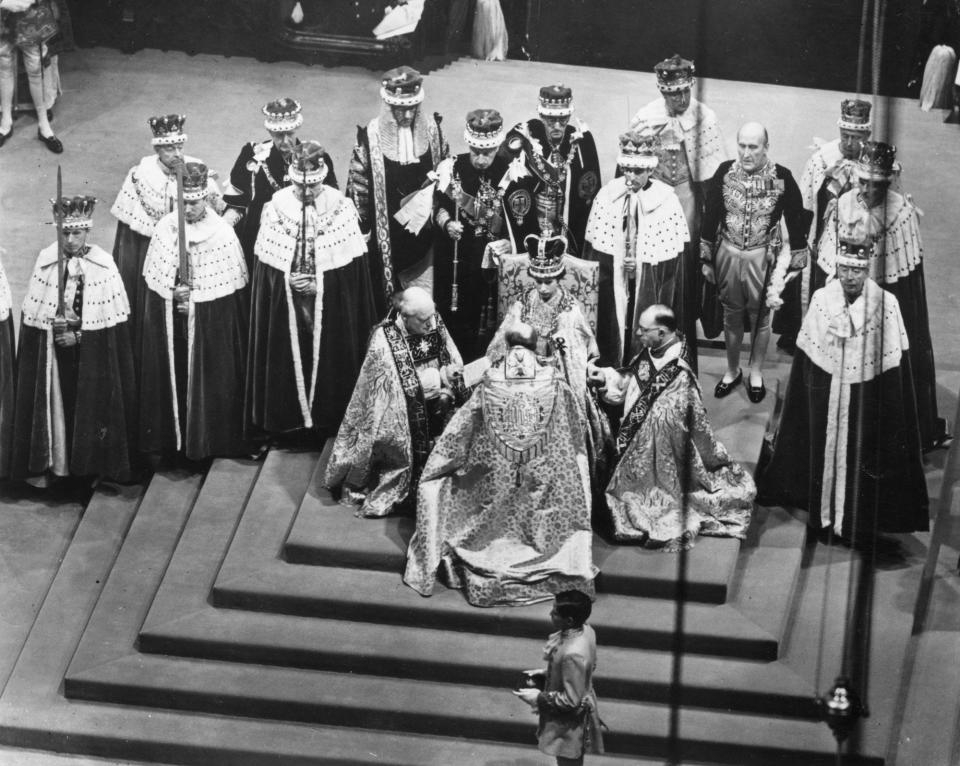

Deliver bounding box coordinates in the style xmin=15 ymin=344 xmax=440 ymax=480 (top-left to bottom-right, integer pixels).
xmin=290 ymin=2 xmax=304 ymax=24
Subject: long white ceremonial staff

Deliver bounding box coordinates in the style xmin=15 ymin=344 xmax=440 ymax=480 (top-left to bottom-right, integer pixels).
xmin=55 ymin=165 xmax=65 ymax=318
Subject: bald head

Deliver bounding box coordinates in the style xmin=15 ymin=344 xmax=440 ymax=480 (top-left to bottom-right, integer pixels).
xmin=736 ymin=122 xmax=769 ymax=174
xmin=398 ymin=287 xmax=436 ymax=334
xmin=636 ymin=304 xmax=677 ymax=349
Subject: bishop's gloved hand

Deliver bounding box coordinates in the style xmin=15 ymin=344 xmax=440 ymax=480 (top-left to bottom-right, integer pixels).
xmin=174 ymin=284 xmax=191 ymax=315
xmin=290 ymin=273 xmax=317 ymax=296
xmin=441 ymin=362 xmax=463 ymax=387
xmin=53 ymin=316 xmax=80 ymax=348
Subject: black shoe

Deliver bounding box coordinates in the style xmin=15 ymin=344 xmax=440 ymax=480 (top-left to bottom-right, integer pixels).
xmin=37 ymin=130 xmax=63 ymax=154
xmin=0 ymin=126 xmax=11 ymax=148
xmin=746 ymin=376 xmax=766 ymax=404
xmin=714 ymin=369 xmax=742 ymax=398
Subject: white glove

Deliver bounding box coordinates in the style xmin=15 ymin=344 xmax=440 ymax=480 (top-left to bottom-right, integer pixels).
xmin=418 ymin=367 xmax=442 ymax=400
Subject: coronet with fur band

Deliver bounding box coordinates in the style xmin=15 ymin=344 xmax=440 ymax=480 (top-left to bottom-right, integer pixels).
xmin=537 ymin=84 xmax=573 ymax=117
xmin=525 ymin=233 xmax=567 ymax=279
xmin=288 ymin=141 xmax=328 ymax=185
xmin=149 ymin=114 xmax=187 ymax=146
xmin=838 ymin=98 xmax=872 ymax=133
xmin=263 ymin=97 xmax=303 ymax=133
xmin=380 ymin=66 xmax=424 ymax=107
xmin=464 ymin=108 xmax=504 ymax=149
xmin=181 ymin=162 xmax=210 ymax=201
xmin=836 ymin=239 xmax=872 ymax=269
xmin=655 ymin=54 xmax=695 ymax=93
xmin=618 ymin=128 xmax=659 ymax=170
xmin=856 ymin=140 xmax=897 ymax=180
xmin=51 ymin=195 xmax=97 ymax=231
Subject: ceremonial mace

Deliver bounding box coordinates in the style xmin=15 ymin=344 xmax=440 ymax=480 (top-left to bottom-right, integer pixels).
xmin=450 ymin=174 xmax=461 ymax=313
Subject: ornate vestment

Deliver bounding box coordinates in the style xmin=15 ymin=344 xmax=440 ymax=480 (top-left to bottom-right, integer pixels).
xmin=818 ymin=189 xmax=942 ymax=449
xmin=505 ymin=119 xmax=601 ymax=257
xmin=138 ymin=209 xmax=249 ymax=460
xmin=403 ymin=348 xmax=596 ymax=606
xmin=223 ymin=139 xmax=339 ymax=271
xmin=246 ymin=186 xmax=374 ymax=436
xmin=347 ymin=108 xmax=448 ymax=316
xmin=432 ymin=152 xmax=538 ymax=361
xmin=110 ymin=154 xmax=223 ymax=341
xmin=758 ymin=280 xmax=928 ymax=538
xmin=12 ymin=244 xmax=137 ymax=480
xmin=324 ymin=316 xmax=464 ymax=518
xmin=584 ymin=176 xmax=689 ymax=366
xmin=602 ymin=339 xmax=754 ymax=551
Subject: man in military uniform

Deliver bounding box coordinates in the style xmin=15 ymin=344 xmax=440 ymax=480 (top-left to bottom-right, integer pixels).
xmin=433 ymin=108 xmax=537 ymax=362
xmin=504 ymin=84 xmax=601 ymax=257
xmin=347 ymin=66 xmax=449 ymax=316
xmin=630 ymin=54 xmax=727 ymax=340
xmin=775 ymin=98 xmax=873 ymax=352
xmin=700 ymin=122 xmax=809 ymax=403
xmin=110 ymin=114 xmax=223 ymax=344
xmin=222 ymin=97 xmax=338 ymax=272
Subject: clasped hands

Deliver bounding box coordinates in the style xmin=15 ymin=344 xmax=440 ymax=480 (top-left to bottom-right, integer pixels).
xmin=289 ymin=273 xmax=317 ymax=295
xmin=52 ymin=315 xmax=81 ymax=347
xmin=445 ymin=220 xmax=464 ymax=242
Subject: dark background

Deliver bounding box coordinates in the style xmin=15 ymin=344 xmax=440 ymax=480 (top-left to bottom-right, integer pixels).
xmin=64 ymin=0 xmax=954 ymax=98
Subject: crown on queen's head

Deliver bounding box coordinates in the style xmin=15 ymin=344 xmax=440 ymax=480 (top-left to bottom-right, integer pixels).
xmin=836 ymin=239 xmax=873 ymax=269
xmin=838 ymin=98 xmax=872 ymax=132
xmin=538 ymin=84 xmax=573 ymax=117
xmin=857 ymin=140 xmax=897 ymax=180
xmin=51 ymin=195 xmax=97 ymax=231
xmin=180 ymin=162 xmax=209 ymax=201
xmin=655 ymin=54 xmax=695 ymax=93
xmin=525 ymin=233 xmax=567 ymax=280
xmin=148 ymin=114 xmax=187 ymax=146
xmin=263 ymin=97 xmax=303 ymax=133
xmin=618 ymin=128 xmax=659 ymax=170
xmin=288 ymin=140 xmax=328 ymax=185
xmin=464 ymin=108 xmax=504 ymax=150
xmin=381 ymin=66 xmax=424 ymax=107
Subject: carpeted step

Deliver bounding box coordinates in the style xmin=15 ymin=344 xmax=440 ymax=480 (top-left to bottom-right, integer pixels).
xmin=64 ymin=652 xmax=878 ymax=766
xmin=212 ymin=562 xmax=781 ymax=659
xmin=137 ymin=607 xmax=818 ymax=717
xmin=283 ymin=477 xmax=742 ymax=604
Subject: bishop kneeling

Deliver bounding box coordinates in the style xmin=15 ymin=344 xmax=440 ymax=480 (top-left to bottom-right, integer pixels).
xmin=590 ymin=305 xmax=755 ymax=551
xmin=325 ymin=287 xmax=466 ymax=518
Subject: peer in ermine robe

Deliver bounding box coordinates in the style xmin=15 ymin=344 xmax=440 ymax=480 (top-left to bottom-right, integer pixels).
xmin=12 ymin=197 xmax=137 ymax=483
xmin=757 ymin=245 xmax=928 ymax=542
xmin=138 ymin=163 xmax=249 ymax=462
xmin=246 ymin=141 xmax=375 ymax=440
